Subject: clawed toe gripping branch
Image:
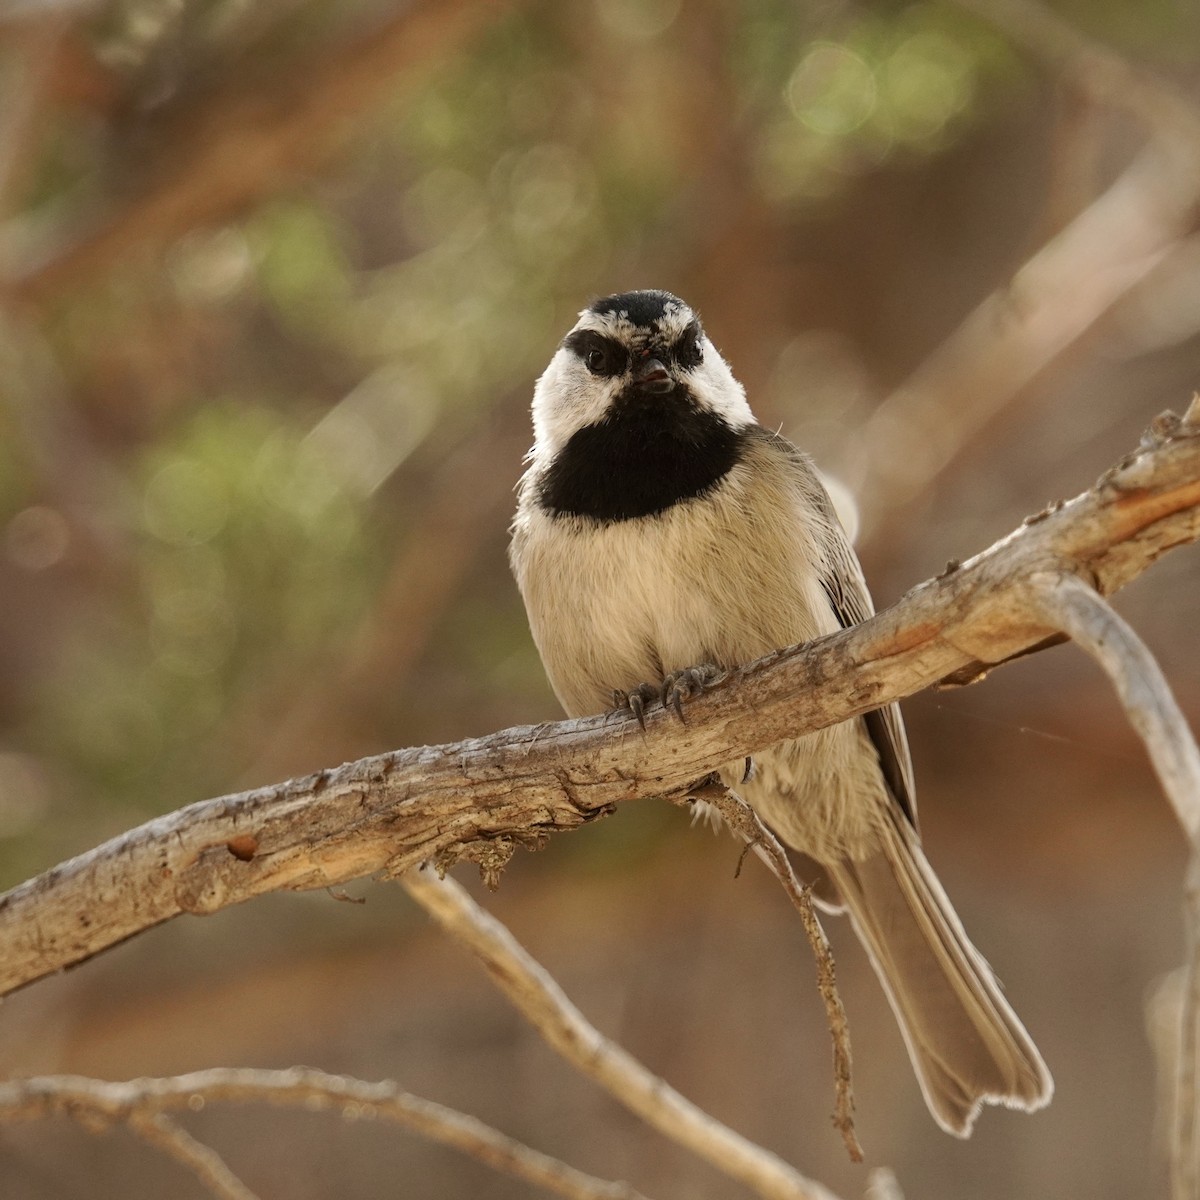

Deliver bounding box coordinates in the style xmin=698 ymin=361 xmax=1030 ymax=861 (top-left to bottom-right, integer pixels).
xmin=1 ymin=402 xmax=1199 ymax=1200
xmin=614 ymin=664 xmax=726 ymax=728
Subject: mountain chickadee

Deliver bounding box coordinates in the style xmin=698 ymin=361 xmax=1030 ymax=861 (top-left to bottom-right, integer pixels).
xmin=509 ymin=289 xmax=1052 ymax=1136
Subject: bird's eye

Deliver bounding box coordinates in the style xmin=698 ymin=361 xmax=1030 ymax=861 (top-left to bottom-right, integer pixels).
xmin=673 ymin=326 xmax=704 ymax=371
xmin=563 ymin=330 xmax=627 ymax=377
xmin=580 ymin=339 xmax=626 ymax=377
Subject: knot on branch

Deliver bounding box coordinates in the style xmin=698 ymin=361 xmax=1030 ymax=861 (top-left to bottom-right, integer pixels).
xmin=1143 ymin=403 xmax=1200 ymax=447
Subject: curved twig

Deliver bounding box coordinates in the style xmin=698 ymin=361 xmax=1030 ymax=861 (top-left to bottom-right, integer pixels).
xmin=402 ymin=869 xmax=843 ymax=1200
xmin=1026 ymin=571 xmax=1200 ymax=838
xmin=0 ymin=1068 xmax=652 ymax=1200
xmin=125 ymin=1111 xmax=262 ymax=1200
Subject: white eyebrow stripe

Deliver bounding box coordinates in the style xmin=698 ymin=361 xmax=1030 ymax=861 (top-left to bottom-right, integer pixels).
xmin=571 ymin=305 xmax=699 ymax=343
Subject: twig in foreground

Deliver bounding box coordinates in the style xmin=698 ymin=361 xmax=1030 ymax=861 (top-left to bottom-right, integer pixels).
xmin=401 ymin=869 xmax=845 ymax=1200
xmin=864 ymin=1167 xmax=906 ymax=1200
xmin=1026 ymin=569 xmax=1200 ymax=1200
xmin=681 ymin=777 xmax=861 ymax=1162
xmin=1180 ymin=858 xmax=1200 ymax=1200
xmin=126 ymin=1111 xmax=261 ymax=1200
xmin=0 ymin=1068 xmax=648 ymax=1200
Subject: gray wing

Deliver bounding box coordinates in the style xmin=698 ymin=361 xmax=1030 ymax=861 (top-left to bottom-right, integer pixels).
xmin=751 ymin=426 xmax=919 ymax=829
xmin=818 ymin=507 xmax=919 ymax=829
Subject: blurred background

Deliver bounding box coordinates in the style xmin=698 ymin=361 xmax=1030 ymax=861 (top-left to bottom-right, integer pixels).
xmin=0 ymin=0 xmax=1198 ymax=1196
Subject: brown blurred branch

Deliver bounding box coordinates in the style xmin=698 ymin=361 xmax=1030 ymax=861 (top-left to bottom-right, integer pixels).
xmin=237 ymin=422 xmax=528 ymax=782
xmin=1 ymin=402 xmax=1197 ymax=999
xmin=952 ymin=0 xmax=1200 ymax=138
xmin=0 ymin=1067 xmax=651 ymax=1200
xmin=2 ymin=0 xmax=513 ymax=305
xmin=850 ymin=2 xmax=1200 ymax=540
xmin=0 ymin=14 xmax=70 ymax=218
xmin=849 ymin=143 xmax=1200 ymax=539
xmin=404 ymin=870 xmax=841 ymax=1200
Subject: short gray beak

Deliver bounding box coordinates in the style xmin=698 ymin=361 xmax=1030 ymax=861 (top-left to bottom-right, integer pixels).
xmin=631 ymin=357 xmax=674 ymax=395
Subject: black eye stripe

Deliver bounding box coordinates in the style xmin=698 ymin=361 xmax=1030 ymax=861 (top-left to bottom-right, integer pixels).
xmin=563 ymin=322 xmax=702 ymax=376
xmin=564 ymin=330 xmax=629 ymax=377
xmin=671 ymin=319 xmax=703 ymax=369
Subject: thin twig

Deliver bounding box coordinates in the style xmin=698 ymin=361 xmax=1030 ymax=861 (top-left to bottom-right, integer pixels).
xmin=125 ymin=1110 xmax=262 ymax=1200
xmin=0 ymin=1068 xmax=651 ymax=1200
xmin=402 ymin=869 xmax=845 ymax=1200
xmin=681 ymin=778 xmax=861 ymax=1161
xmin=1025 ymin=571 xmax=1200 ymax=839
xmin=1179 ymin=860 xmax=1200 ymax=1200
xmin=864 ymin=1168 xmax=905 ymax=1200
xmin=1025 ymin=569 xmax=1200 ymax=1200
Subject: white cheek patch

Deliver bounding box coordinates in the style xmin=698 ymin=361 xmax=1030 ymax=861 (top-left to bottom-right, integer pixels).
xmin=530 ymin=349 xmax=622 ymax=461
xmin=685 ymin=338 xmax=756 ymax=430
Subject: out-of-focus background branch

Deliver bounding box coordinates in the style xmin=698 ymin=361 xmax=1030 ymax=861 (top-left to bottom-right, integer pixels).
xmin=0 ymin=1 xmax=1197 ymax=1197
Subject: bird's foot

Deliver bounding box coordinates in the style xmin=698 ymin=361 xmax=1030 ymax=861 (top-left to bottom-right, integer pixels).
xmin=611 ymin=682 xmax=660 ymax=730
xmin=612 ymin=663 xmax=726 ymax=729
xmin=660 ymin=663 xmax=725 ymax=722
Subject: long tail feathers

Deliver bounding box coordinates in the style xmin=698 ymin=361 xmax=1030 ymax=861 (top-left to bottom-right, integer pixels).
xmin=826 ymin=818 xmax=1053 ymax=1136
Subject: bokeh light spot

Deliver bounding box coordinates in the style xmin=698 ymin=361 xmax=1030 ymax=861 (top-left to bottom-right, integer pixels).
xmin=508 ymin=143 xmax=595 ymax=241
xmin=787 ymin=42 xmax=877 ymax=137
xmin=880 ymin=30 xmax=974 ymax=144
xmin=595 ymin=0 xmax=681 ymax=41
xmin=143 ymin=461 xmax=230 ymax=546
xmin=4 ymin=506 xmax=70 ymax=571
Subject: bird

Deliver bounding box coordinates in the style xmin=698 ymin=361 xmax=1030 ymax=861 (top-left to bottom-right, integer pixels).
xmin=508 ymin=288 xmax=1053 ymax=1136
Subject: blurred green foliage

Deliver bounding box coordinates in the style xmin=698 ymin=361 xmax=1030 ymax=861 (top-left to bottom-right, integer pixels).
xmin=752 ymin=4 xmax=1020 ymax=200
xmin=36 ymin=404 xmax=375 ymax=807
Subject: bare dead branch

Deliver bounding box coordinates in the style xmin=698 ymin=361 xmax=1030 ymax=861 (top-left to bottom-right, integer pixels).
xmin=0 ymin=1067 xmax=652 ymax=1200
xmin=1024 ymin=567 xmax=1200 ymax=1200
xmin=402 ymin=869 xmax=843 ymax=1200
xmin=0 ymin=408 xmax=1196 ymax=998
